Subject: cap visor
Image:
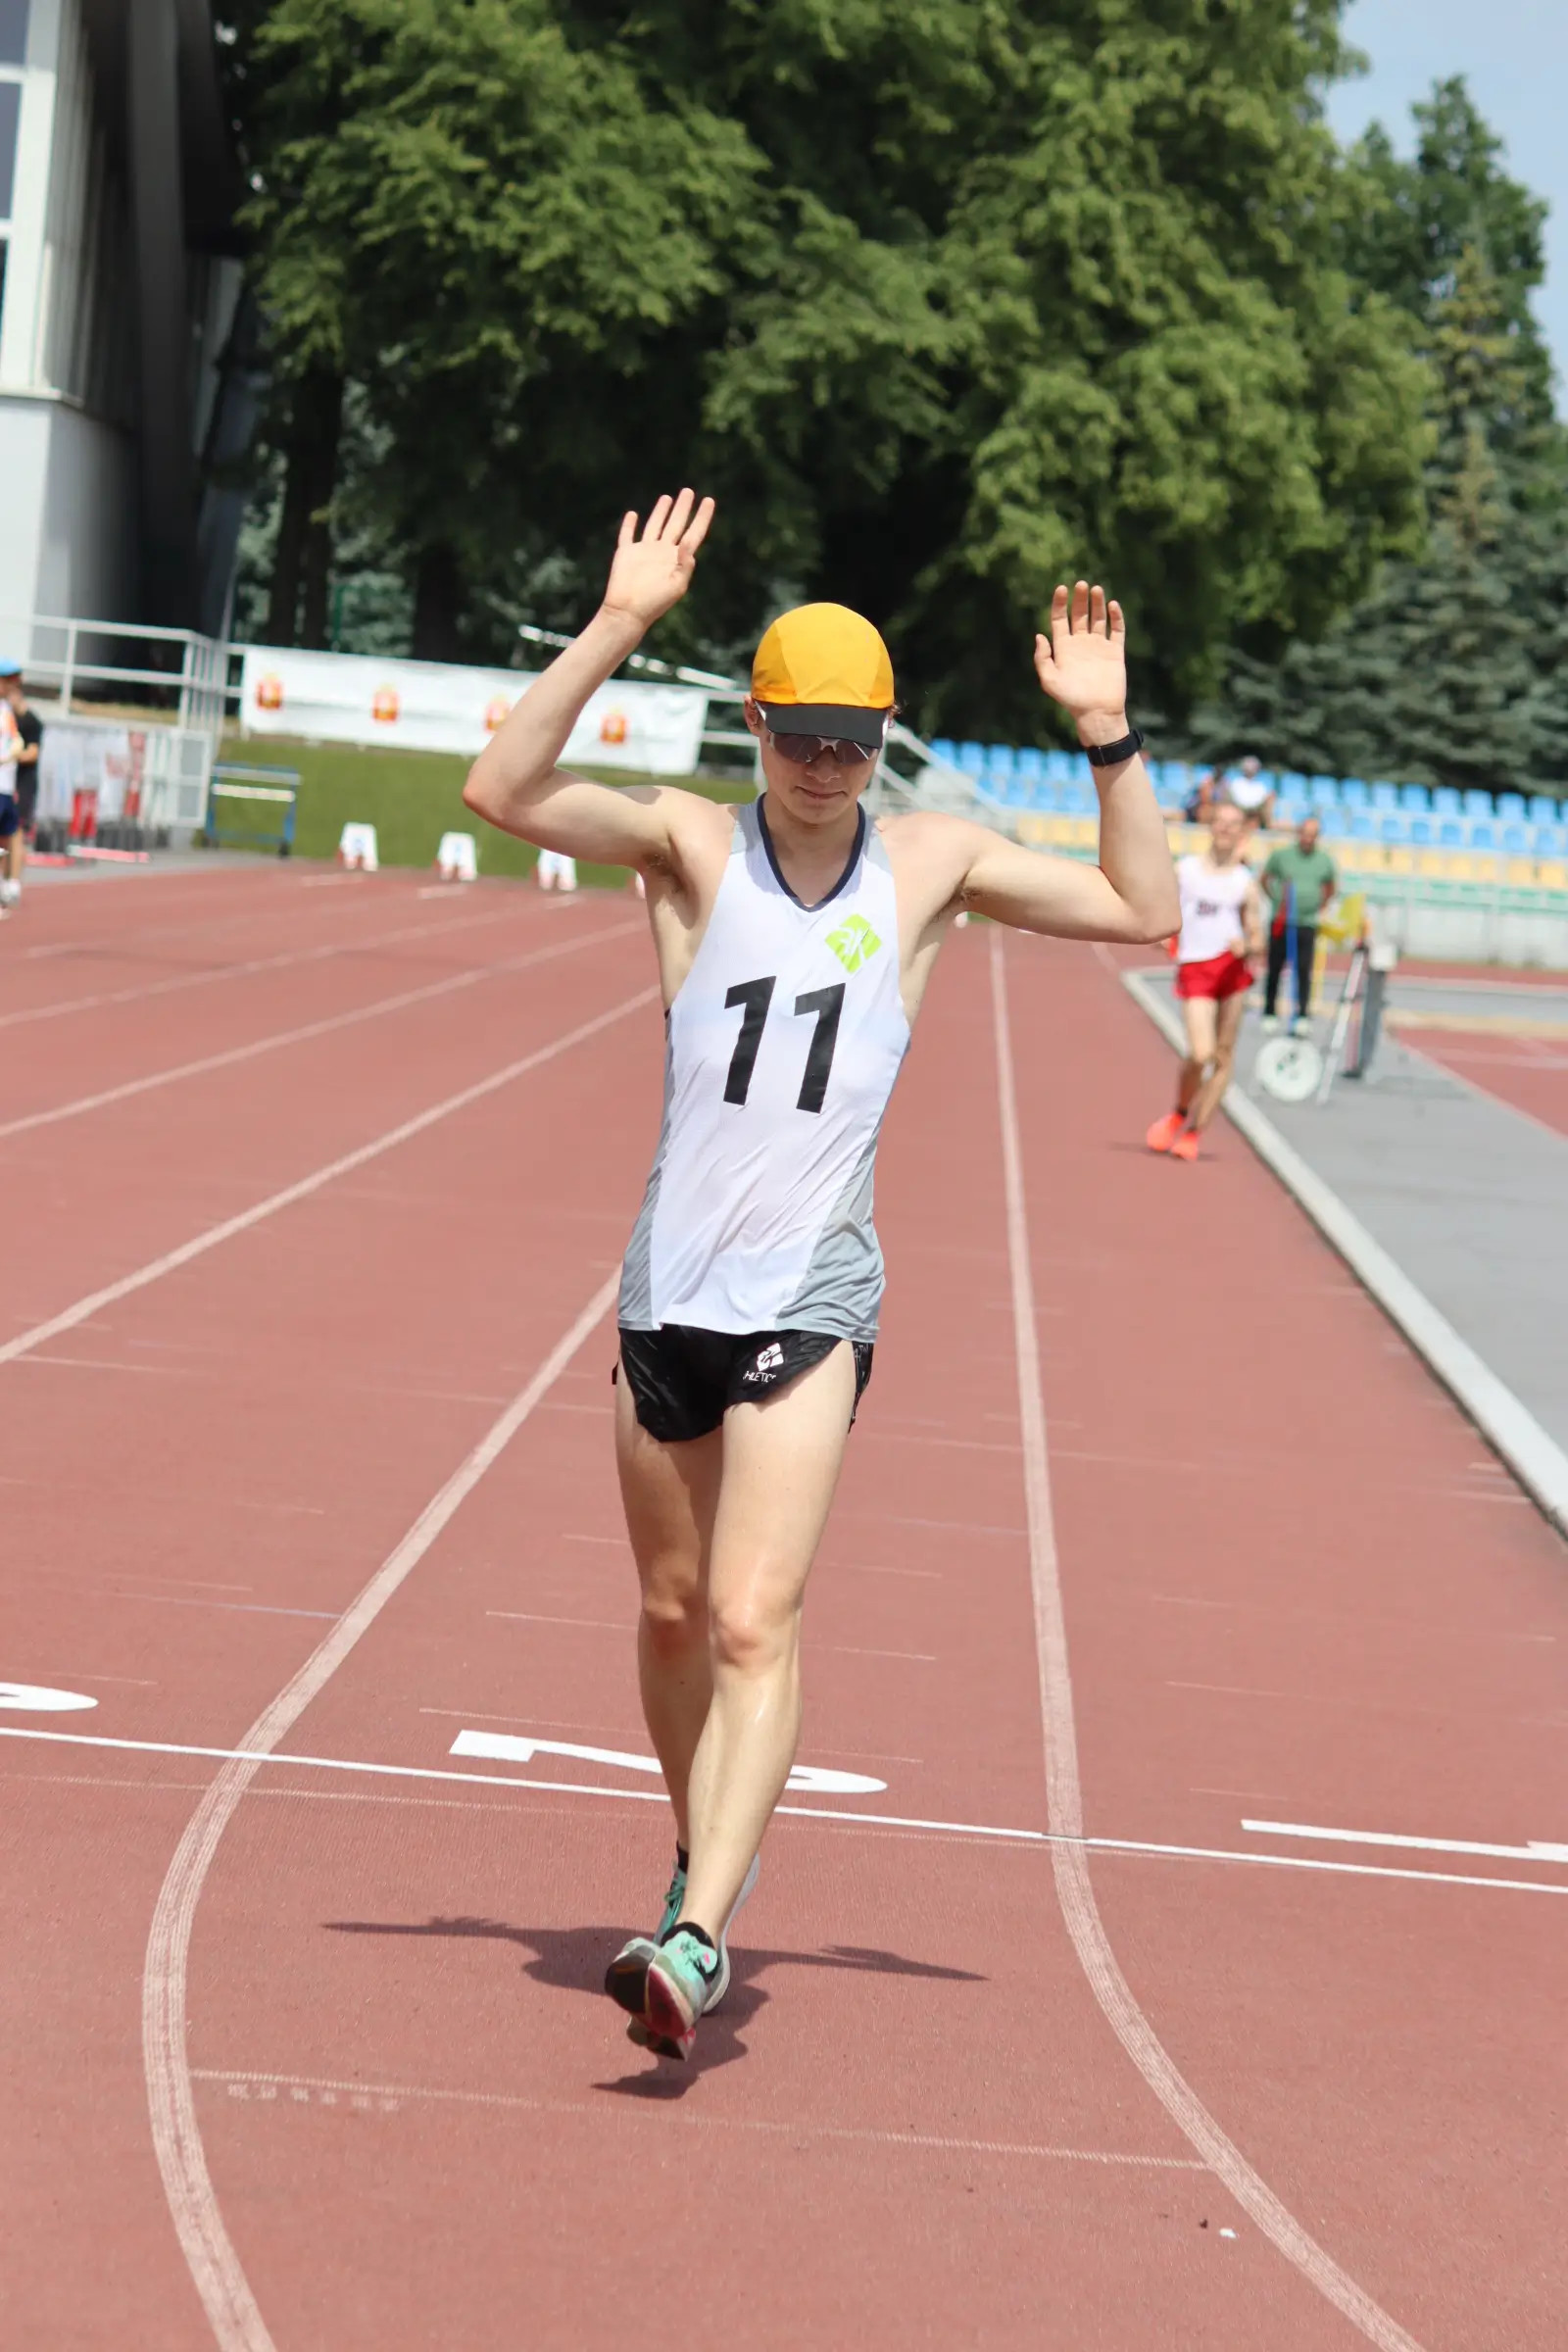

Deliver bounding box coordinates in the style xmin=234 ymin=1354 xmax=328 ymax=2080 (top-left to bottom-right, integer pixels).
xmin=759 ymin=704 xmax=887 ymax=748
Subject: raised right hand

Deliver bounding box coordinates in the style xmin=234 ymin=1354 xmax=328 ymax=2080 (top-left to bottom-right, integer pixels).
xmin=600 ymin=488 xmax=715 ymax=632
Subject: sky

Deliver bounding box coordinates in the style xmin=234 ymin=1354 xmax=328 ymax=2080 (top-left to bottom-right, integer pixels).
xmin=1328 ymin=0 xmax=1566 ymax=386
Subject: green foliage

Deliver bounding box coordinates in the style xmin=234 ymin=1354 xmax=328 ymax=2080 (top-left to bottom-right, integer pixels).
xmin=1199 ymin=81 xmax=1568 ymax=793
xmin=228 ymin=6 xmax=1517 ymax=741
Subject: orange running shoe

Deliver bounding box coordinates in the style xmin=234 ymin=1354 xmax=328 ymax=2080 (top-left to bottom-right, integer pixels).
xmin=1169 ymin=1128 xmax=1200 ymax=1162
xmin=1145 ymin=1110 xmax=1184 ymax=1153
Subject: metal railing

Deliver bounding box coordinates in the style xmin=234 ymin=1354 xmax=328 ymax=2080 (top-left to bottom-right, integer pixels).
xmin=0 ymin=612 xmax=230 ymax=736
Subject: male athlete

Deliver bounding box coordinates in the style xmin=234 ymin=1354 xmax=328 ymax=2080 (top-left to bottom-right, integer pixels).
xmin=1146 ymin=801 xmax=1264 ymax=1161
xmin=465 ymin=490 xmax=1178 ymax=2058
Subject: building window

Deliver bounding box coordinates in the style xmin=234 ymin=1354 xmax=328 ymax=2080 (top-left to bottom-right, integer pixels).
xmin=0 ymin=81 xmax=18 ymax=219
xmin=0 ymin=0 xmax=25 ymax=70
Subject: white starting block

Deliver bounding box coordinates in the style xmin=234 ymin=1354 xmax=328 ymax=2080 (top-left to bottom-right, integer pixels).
xmin=337 ymin=821 xmax=379 ymax=871
xmin=536 ymin=848 xmax=577 ymax=892
xmin=435 ymin=830 xmax=478 ymax=882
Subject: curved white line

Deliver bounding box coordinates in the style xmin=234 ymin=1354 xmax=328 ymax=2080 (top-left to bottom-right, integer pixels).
xmin=990 ymin=931 xmax=1426 ymax=2352
xmin=0 ymin=920 xmax=635 ymax=1145
xmin=0 ymin=984 xmax=656 ymax=1373
xmin=143 ymin=1274 xmax=621 ymax=2350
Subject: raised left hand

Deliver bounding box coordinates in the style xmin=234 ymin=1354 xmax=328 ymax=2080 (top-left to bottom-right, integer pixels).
xmin=1033 ymin=582 xmax=1128 ymax=745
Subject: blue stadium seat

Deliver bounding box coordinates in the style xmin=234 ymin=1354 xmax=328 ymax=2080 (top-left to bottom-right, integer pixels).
xmin=1398 ymin=784 xmax=1431 ymax=814
xmin=1500 ymin=823 xmax=1529 ymax=854
xmin=1408 ymin=816 xmax=1434 ymax=845
xmin=1438 ymin=818 xmax=1464 ymax=847
xmin=1279 ymin=771 xmax=1309 ymax=800
xmin=1349 ymin=811 xmax=1377 ymax=840
xmin=1533 ymin=823 xmax=1565 ymax=857
xmin=1468 ymin=821 xmax=1496 ymax=851
xmin=1045 ymin=750 xmax=1074 ymax=785
xmin=1059 ymin=785 xmax=1094 ymax=815
xmin=1341 ymin=779 xmax=1371 ymax=810
xmin=1496 ymin=792 xmax=1526 ymax=821
xmin=1463 ymin=788 xmax=1493 ymax=820
xmin=1378 ymin=813 xmax=1409 ymax=845
xmin=985 ymin=746 xmax=1016 ymax=783
xmin=928 ymin=738 xmax=957 ymax=767
xmin=1528 ymin=794 xmax=1559 ymax=824
xmin=956 ymin=741 xmax=985 ymax=775
xmin=1016 ymin=748 xmax=1046 ymax=785
xmin=1309 ymin=777 xmax=1339 ymax=811
xmin=1371 ymin=781 xmax=1400 ymax=812
xmin=1070 ymin=754 xmax=1094 ymax=787
xmin=1433 ymin=787 xmax=1462 ymax=817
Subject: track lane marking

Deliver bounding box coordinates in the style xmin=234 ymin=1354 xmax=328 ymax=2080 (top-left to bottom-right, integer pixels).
xmin=1243 ymin=1818 xmax=1568 ymax=1865
xmin=0 ymin=983 xmax=656 ymax=1372
xmin=993 ymin=931 xmax=1430 ymax=2352
xmin=7 ymin=1726 xmax=1564 ymax=1893
xmin=0 ymin=920 xmax=637 ymax=1144
xmin=191 ymin=2070 xmax=1205 ymax=2170
xmin=0 ymin=902 xmax=519 ymax=1033
xmin=142 ymin=1272 xmax=623 ymax=2352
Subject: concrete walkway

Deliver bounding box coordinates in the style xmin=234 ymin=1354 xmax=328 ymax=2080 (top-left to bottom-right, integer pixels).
xmin=1137 ymin=965 xmax=1568 ymax=1468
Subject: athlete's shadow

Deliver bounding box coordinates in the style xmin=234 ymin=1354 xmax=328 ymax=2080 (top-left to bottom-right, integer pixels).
xmin=325 ymin=1915 xmax=984 ymax=2093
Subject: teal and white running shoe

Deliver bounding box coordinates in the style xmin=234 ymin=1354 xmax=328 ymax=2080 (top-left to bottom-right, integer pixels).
xmin=604 ymin=1853 xmax=686 ymax=2019
xmin=607 ymin=1852 xmax=760 ymax=2037
xmin=642 ymin=1927 xmax=723 ymax=2061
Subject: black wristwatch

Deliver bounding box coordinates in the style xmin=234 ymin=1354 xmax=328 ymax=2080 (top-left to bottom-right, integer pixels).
xmin=1084 ymin=726 xmax=1145 ymax=768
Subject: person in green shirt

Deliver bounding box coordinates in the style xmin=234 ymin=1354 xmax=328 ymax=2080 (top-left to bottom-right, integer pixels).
xmin=1260 ymin=816 xmax=1336 ymax=1035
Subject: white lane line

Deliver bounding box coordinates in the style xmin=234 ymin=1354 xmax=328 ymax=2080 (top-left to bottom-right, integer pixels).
xmin=0 ymin=983 xmax=657 ymax=1373
xmin=9 ymin=1724 xmax=1565 ymax=1895
xmin=192 ymin=2070 xmax=1205 ymax=2171
xmin=0 ymin=904 xmax=516 ymax=1035
xmin=0 ymin=920 xmax=636 ymax=1145
xmin=993 ymin=932 xmax=1429 ymax=2352
xmin=142 ymin=1271 xmax=621 ymax=2352
xmin=1244 ymin=1818 xmax=1568 ymax=1865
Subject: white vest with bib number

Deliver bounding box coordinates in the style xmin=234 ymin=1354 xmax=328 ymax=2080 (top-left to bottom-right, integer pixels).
xmin=619 ymin=798 xmax=908 ymax=1340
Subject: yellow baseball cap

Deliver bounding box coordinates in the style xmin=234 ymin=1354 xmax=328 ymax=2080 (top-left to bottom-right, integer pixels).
xmin=752 ymin=603 xmax=894 ymax=749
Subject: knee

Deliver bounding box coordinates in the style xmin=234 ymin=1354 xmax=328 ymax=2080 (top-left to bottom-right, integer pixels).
xmin=709 ymin=1595 xmax=796 ymax=1679
xmin=639 ymin=1578 xmax=707 ymax=1665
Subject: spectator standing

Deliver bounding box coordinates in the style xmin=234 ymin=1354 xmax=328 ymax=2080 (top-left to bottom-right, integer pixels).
xmin=1184 ymin=766 xmax=1222 ymax=824
xmin=1226 ymin=754 xmax=1274 ymax=829
xmin=1260 ymin=814 xmax=1336 ymax=1036
xmin=0 ymin=661 xmax=42 ymax=906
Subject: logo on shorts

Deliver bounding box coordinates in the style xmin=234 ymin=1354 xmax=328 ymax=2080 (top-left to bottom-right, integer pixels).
xmin=745 ymin=1343 xmax=785 ymax=1383
xmin=826 ymin=913 xmax=883 ymax=973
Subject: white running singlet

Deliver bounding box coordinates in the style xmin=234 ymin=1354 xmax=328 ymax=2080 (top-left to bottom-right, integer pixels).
xmin=1175 ymin=854 xmax=1252 ymax=964
xmin=619 ymin=799 xmax=909 ymax=1340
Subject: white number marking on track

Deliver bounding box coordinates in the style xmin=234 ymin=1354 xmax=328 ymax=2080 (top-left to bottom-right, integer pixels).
xmin=451 ymin=1726 xmax=886 ymax=1797
xmin=0 ymin=1682 xmax=98 ymax=1712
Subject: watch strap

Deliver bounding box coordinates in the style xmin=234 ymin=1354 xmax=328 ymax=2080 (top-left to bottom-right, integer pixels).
xmin=1084 ymin=726 xmax=1145 ymax=768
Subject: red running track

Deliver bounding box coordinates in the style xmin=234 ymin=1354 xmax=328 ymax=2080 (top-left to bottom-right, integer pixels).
xmin=2 ymin=867 xmax=1563 ymax=2350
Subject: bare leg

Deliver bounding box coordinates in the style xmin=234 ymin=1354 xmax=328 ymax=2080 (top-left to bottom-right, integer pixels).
xmin=1178 ymin=995 xmax=1217 ymax=1117
xmin=678 ymin=1345 xmax=857 ymax=1937
xmin=613 ymin=1373 xmax=721 ymax=1849
xmin=1189 ymin=991 xmax=1247 ymax=1129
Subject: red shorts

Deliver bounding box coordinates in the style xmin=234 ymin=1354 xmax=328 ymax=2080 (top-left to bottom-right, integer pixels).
xmin=1175 ymin=951 xmax=1251 ymax=1002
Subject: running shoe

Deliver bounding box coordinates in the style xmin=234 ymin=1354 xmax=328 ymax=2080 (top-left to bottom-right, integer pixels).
xmin=1145 ymin=1110 xmax=1185 ymax=1154
xmin=1259 ymin=1014 xmax=1279 ymax=1035
xmin=642 ymin=1928 xmax=723 ymax=2061
xmin=606 ymin=1851 xmax=759 ymax=2024
xmin=1290 ymin=1015 xmax=1311 ymax=1038
xmin=1169 ymin=1128 xmax=1200 ymax=1162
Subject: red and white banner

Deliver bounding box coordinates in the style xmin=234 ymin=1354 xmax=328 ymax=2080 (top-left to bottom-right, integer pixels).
xmin=237 ymin=646 xmax=709 ymax=775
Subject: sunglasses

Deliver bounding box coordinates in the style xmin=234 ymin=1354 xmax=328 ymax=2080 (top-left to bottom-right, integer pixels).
xmin=765 ymin=728 xmax=882 ymax=768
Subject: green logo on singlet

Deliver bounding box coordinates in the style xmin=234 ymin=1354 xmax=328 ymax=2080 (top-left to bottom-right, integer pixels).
xmin=826 ymin=913 xmax=883 ymax=973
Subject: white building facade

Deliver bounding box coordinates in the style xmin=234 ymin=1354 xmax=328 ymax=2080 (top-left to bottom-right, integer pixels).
xmin=0 ymin=0 xmax=255 ymax=639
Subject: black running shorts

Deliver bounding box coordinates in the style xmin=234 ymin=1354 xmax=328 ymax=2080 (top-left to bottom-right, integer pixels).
xmin=615 ymin=1324 xmax=874 ymax=1445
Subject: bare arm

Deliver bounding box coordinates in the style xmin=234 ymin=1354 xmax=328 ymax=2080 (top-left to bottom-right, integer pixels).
xmin=463 ymin=490 xmax=715 ymax=866
xmin=959 ymin=583 xmax=1180 ymax=943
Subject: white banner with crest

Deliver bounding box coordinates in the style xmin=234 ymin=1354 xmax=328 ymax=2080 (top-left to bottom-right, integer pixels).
xmin=237 ymin=646 xmax=709 ymax=774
